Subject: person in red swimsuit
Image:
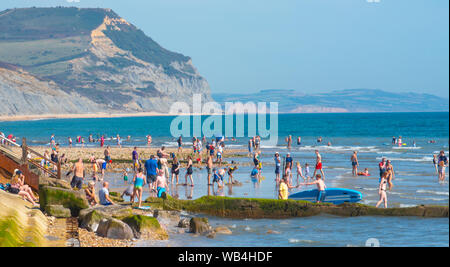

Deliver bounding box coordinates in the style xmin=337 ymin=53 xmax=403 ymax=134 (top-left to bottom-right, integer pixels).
xmin=313 ymin=150 xmax=325 ymax=180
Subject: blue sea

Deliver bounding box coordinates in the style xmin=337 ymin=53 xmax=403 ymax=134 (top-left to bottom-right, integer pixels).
xmin=1 ymin=112 xmax=449 ymax=247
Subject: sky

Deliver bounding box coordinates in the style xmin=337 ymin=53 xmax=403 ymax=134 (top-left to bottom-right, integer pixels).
xmin=0 ymin=0 xmax=449 ymax=98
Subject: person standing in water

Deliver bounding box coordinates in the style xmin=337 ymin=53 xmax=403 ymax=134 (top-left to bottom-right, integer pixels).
xmin=206 ymin=154 xmax=213 ymax=185
xmin=132 ymin=167 xmax=146 ymax=208
xmin=70 ymin=158 xmax=85 ymax=190
xmin=376 ymin=172 xmax=388 ymax=208
xmin=351 ymin=151 xmax=359 ymax=176
xmin=287 ymin=135 xmax=292 ymax=150
xmin=274 ymin=152 xmax=281 ymax=184
xmin=312 ymin=150 xmax=325 ymax=180
xmin=132 ymin=147 xmax=139 ymax=171
xmin=301 ymin=174 xmax=326 ymax=203
xmin=297 ymin=136 xmax=302 ymax=146
xmin=184 ymin=156 xmax=194 ymax=186
xmin=385 ymin=160 xmax=395 ymax=190
xmin=438 ymin=151 xmax=448 ymax=182
xmin=378 ymin=158 xmax=386 ymax=182
xmin=177 ymin=135 xmax=183 ymax=152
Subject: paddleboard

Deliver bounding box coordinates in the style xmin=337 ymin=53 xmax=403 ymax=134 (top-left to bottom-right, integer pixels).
xmin=133 ymin=206 xmax=151 ymax=210
xmin=288 ymin=188 xmax=362 ymax=205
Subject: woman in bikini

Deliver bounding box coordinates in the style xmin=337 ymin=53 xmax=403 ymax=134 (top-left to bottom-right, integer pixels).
xmin=376 ymin=172 xmax=389 ymax=208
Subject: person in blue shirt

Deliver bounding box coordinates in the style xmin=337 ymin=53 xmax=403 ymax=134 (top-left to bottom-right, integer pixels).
xmin=145 ymin=155 xmax=159 ymax=193
xmin=99 ymin=181 xmax=114 ymax=206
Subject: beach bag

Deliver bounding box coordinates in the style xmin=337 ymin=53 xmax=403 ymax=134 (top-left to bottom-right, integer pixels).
xmin=5 ymin=184 xmax=20 ymax=194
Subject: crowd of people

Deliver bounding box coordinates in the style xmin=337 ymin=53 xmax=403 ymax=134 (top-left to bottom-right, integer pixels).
xmin=1 ymin=131 xmax=448 ymax=210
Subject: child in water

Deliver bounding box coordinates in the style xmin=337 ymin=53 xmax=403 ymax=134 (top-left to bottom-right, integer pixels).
xmin=357 ymin=168 xmax=370 ymax=176
xmin=123 ymin=169 xmax=129 ymax=184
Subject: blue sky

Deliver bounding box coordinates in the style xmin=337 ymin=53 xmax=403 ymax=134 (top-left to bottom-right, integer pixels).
xmin=1 ymin=0 xmax=449 ymax=97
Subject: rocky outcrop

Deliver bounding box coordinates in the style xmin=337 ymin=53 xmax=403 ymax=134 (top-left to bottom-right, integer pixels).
xmin=39 ymin=185 xmax=89 ymax=217
xmin=122 ymin=215 xmax=168 ymax=240
xmin=153 ymin=210 xmax=180 ymax=222
xmin=189 ymin=217 xmax=212 ymax=235
xmin=0 ymin=7 xmax=212 ymax=116
xmin=45 ymin=204 xmax=71 ymax=218
xmin=96 ymin=217 xmax=134 ymax=240
xmin=145 ymin=196 xmax=449 ymax=219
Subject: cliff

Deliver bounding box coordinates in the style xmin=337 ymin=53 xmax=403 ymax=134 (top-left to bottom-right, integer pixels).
xmin=0 ymin=7 xmax=212 ymax=116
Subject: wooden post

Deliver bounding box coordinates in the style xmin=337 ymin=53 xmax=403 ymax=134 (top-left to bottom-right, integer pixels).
xmin=57 ymin=160 xmax=61 ymax=179
xmin=21 ymin=137 xmax=28 ymax=165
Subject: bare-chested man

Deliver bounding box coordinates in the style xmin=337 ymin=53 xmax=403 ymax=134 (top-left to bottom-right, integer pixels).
xmin=70 ymin=158 xmax=84 ymax=189
xmin=312 ymin=150 xmax=325 ymax=180
xmin=301 ymin=174 xmax=327 ymax=203
xmin=351 ymin=151 xmax=359 ymax=176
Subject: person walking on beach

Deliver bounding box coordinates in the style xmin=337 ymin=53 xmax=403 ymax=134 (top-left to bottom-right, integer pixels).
xmin=177 ymin=135 xmax=183 ymax=152
xmin=68 ymin=137 xmax=72 ymax=148
xmin=351 ymin=151 xmax=359 ymax=176
xmin=312 ymin=150 xmax=325 ymax=180
xmin=248 ymin=138 xmax=254 ymax=156
xmin=71 ymin=158 xmax=85 ymax=190
xmin=104 ymin=146 xmax=111 ymax=165
xmin=206 ymin=155 xmax=213 ymax=185
xmin=117 ymin=134 xmax=122 ymax=148
xmin=375 ymin=172 xmax=389 ymax=208
xmin=156 ymin=169 xmax=168 ymax=199
xmin=145 ymin=155 xmax=159 ymax=193
xmin=132 ymin=147 xmax=139 ymax=171
xmin=132 ymin=167 xmax=146 ymax=208
xmin=171 ymin=156 xmax=180 ymax=185
xmin=438 ymin=151 xmax=448 ymax=182
xmin=296 ymin=162 xmax=305 ymax=185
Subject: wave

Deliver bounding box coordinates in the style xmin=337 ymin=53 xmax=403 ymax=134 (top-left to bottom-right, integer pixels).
xmin=416 ymin=190 xmax=449 ymax=196
xmin=288 ymin=238 xmax=317 ymax=244
xmin=375 ymin=156 xmax=433 ymax=162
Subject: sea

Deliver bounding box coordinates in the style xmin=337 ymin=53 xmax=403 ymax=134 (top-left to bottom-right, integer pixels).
xmin=1 ymin=112 xmax=448 ymax=247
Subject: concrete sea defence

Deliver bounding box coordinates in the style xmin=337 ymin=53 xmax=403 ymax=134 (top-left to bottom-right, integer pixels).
xmin=0 ymin=190 xmax=48 ymax=247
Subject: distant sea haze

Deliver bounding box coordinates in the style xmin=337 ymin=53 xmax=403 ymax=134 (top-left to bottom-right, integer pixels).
xmin=212 ymin=89 xmax=449 ymax=113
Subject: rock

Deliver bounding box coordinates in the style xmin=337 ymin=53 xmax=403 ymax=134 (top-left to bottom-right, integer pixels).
xmin=79 ymin=205 xmax=132 ymax=220
xmin=109 ymin=191 xmax=124 ymax=203
xmin=39 ymin=177 xmax=72 ymax=189
xmin=214 ymin=226 xmax=232 ymax=235
xmin=39 ymin=185 xmax=89 ymax=217
xmin=153 ymin=210 xmax=180 ymax=222
xmin=189 ymin=217 xmax=211 ymax=234
xmin=206 ymin=231 xmax=216 ymax=239
xmin=122 ymin=215 xmax=168 ymax=240
xmin=45 ymin=205 xmax=71 ymax=218
xmin=96 ymin=218 xmax=134 ymax=240
xmin=177 ymin=218 xmax=190 ymax=228
xmin=79 ymin=210 xmax=110 ymax=232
